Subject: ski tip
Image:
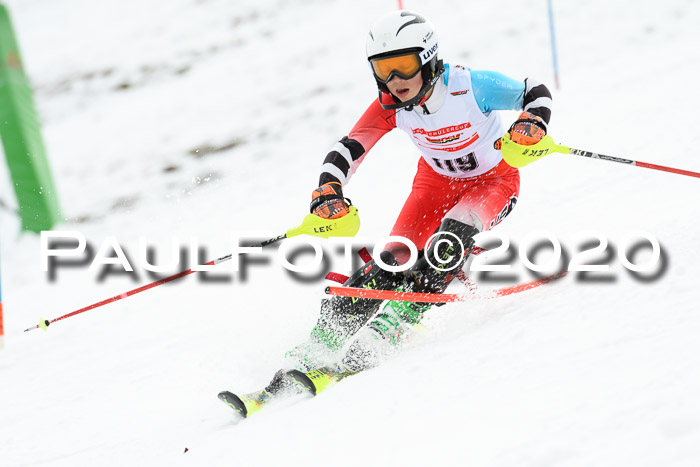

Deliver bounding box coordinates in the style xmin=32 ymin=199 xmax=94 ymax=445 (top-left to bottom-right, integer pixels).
xmin=287 ymin=370 xmax=318 ymax=396
xmin=218 ymin=391 xmax=248 ymax=418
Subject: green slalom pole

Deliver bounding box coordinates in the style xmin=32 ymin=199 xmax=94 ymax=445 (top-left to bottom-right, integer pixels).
xmin=0 ymin=4 xmax=62 ymax=232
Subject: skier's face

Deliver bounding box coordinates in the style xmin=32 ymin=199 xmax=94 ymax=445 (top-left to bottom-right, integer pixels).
xmin=387 ymin=72 xmax=424 ymax=102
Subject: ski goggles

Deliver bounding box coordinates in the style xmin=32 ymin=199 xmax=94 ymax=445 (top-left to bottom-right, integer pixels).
xmin=369 ymin=52 xmax=422 ymax=83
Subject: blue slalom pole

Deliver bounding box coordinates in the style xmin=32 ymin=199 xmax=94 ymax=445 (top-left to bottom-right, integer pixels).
xmin=546 ymin=0 xmax=560 ymax=89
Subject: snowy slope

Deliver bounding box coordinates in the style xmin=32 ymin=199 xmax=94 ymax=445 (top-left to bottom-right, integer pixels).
xmin=1 ymin=0 xmax=700 ymax=466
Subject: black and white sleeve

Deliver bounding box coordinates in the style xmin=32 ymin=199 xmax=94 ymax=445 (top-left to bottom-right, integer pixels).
xmin=523 ymin=78 xmax=553 ymax=126
xmin=319 ymin=136 xmax=366 ymax=186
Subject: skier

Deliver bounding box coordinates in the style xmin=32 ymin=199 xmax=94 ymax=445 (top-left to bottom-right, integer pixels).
xmin=222 ymin=10 xmax=553 ymax=410
xmin=293 ymin=9 xmax=553 ymax=373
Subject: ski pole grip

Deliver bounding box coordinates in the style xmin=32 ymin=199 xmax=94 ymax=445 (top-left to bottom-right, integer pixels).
xmin=499 ymin=134 xmax=569 ymax=168
xmin=286 ymin=206 xmax=360 ymax=239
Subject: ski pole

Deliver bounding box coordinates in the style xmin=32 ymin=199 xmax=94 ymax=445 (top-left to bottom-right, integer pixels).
xmin=497 ymin=134 xmax=700 ymax=179
xmin=24 ymin=234 xmax=287 ymax=333
xmin=24 ymin=205 xmax=362 ymax=333
xmin=563 ymin=146 xmax=700 ymax=179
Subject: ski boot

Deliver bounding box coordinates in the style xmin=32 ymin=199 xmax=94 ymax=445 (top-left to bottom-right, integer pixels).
xmin=341 ymin=298 xmax=432 ymax=373
xmin=341 ymin=219 xmax=480 ymax=372
xmin=283 ymin=251 xmax=403 ymax=372
xmin=310 ymin=251 xmax=404 ymax=350
xmin=264 ymin=369 xmax=303 ymax=397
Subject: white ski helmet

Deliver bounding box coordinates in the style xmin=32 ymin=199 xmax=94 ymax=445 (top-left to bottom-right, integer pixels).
xmin=366 ymin=10 xmax=444 ymax=110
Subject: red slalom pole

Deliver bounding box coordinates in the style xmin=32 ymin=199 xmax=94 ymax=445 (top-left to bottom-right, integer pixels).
xmin=327 ymin=286 xmax=467 ymax=303
xmin=326 ymin=270 xmax=567 ymax=302
xmin=24 ymin=234 xmax=286 ymax=332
